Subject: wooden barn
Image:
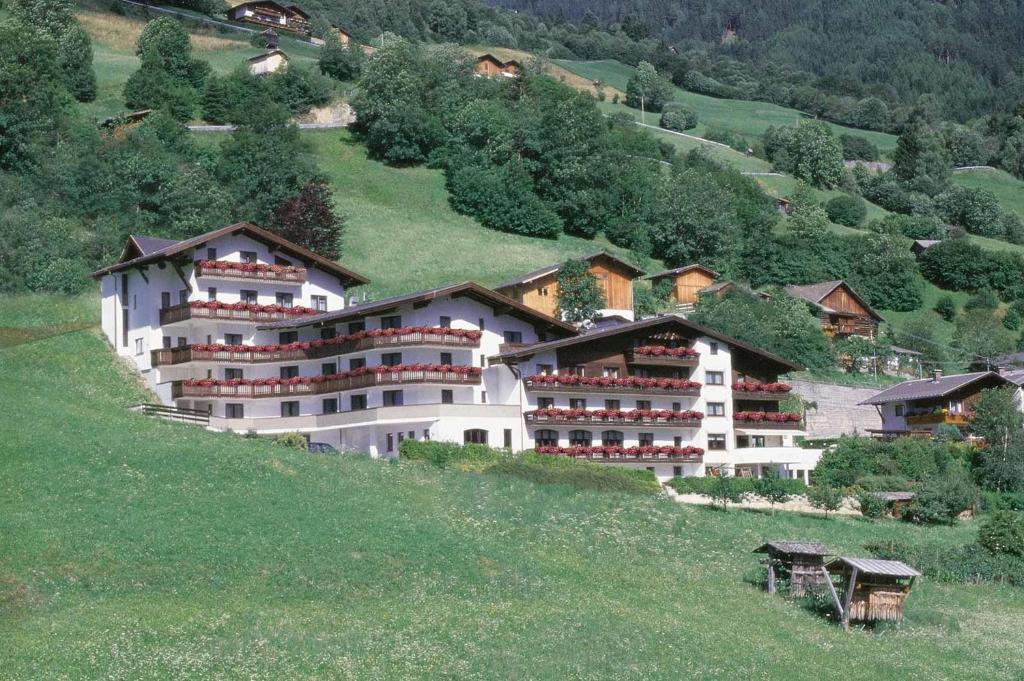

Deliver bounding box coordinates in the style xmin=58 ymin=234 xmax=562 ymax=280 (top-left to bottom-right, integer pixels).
xmin=474 ymin=54 xmax=521 ymax=78
xmin=754 ymin=541 xmax=831 ymax=596
xmin=227 ymin=1 xmax=311 ymax=35
xmin=825 ymin=557 xmax=920 ymax=629
xmin=645 ymin=264 xmax=719 ymax=307
xmin=248 ymin=49 xmax=289 ymax=75
xmin=494 ymin=252 xmax=645 ymax=321
xmin=784 ymin=280 xmax=883 ymax=339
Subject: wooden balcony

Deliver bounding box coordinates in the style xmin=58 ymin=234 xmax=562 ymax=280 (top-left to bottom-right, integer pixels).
xmin=524 ymin=379 xmax=700 ymax=397
xmin=733 ymin=390 xmax=789 ymax=401
xmin=624 ymin=349 xmax=699 ymax=368
xmin=525 ymin=413 xmax=702 ymax=428
xmin=194 ymin=261 xmax=306 ymax=283
xmin=542 ymin=451 xmax=703 ymax=463
xmin=152 ymin=332 xmax=479 ymax=366
xmin=906 ymin=412 xmax=972 ymax=426
xmin=159 ymin=303 xmax=318 ymax=325
xmin=171 ymin=369 xmax=481 ymax=399
xmin=733 ymin=419 xmax=801 ymax=430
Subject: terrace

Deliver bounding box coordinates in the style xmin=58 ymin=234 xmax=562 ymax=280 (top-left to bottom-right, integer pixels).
xmin=525 ymin=409 xmax=703 ymax=428
xmin=524 ymin=375 xmax=701 ymax=397
xmin=535 ymin=446 xmax=704 ymax=463
xmin=731 ymin=382 xmax=792 ymax=401
xmin=159 ymin=302 xmax=318 ymax=325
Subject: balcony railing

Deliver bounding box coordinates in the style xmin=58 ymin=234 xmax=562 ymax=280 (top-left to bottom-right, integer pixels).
xmin=733 ymin=389 xmax=788 ymax=401
xmin=625 ymin=347 xmax=699 ymax=367
xmin=152 ymin=331 xmax=480 ymax=366
xmin=523 ymin=376 xmax=701 ymax=397
xmin=535 ymin=447 xmax=704 ymax=463
xmin=525 ymin=411 xmax=702 ymax=428
xmin=171 ymin=368 xmax=481 ymax=399
xmin=733 ymin=412 xmax=802 ymax=430
xmin=906 ymin=412 xmax=972 ymax=426
xmin=159 ymin=302 xmax=319 ymax=325
xmin=194 ymin=260 xmax=307 ymax=283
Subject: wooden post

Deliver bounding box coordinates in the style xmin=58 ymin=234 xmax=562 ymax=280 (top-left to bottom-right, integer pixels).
xmin=767 ymin=560 xmax=775 ymax=595
xmin=841 ymin=567 xmax=859 ymax=631
xmin=821 ymin=566 xmax=843 ymax=622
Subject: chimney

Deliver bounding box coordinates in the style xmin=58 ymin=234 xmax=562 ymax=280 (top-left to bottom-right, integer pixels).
xmin=932 ymin=369 xmax=943 ymax=383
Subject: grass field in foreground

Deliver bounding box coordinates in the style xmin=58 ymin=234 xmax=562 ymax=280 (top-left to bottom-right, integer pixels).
xmin=2 ymin=293 xmax=1024 ymax=678
xmin=307 ymin=129 xmax=653 ymax=298
xmin=555 ymin=60 xmax=898 ymax=153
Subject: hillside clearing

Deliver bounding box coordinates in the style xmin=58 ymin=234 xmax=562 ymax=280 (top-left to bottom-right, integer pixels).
xmin=953 ymin=168 xmax=1024 ymax=224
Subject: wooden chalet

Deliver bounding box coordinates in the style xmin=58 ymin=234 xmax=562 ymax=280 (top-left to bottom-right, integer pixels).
xmin=474 ymin=54 xmax=521 ymax=78
xmin=754 ymin=541 xmax=831 ymax=596
xmin=784 ymin=280 xmax=883 ymax=339
xmin=494 ymin=252 xmax=645 ymax=320
xmin=227 ymin=1 xmax=312 ymax=35
xmin=645 ymin=264 xmax=719 ymax=306
xmin=825 ymin=557 xmax=920 ymax=629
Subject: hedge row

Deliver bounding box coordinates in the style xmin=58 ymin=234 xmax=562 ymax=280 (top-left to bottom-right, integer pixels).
xmin=867 ymin=539 xmax=1024 ymax=586
xmin=666 ymin=476 xmax=807 ymax=496
xmin=398 ymin=440 xmax=659 ymax=494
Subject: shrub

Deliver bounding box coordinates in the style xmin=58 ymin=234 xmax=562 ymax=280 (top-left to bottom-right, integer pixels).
xmin=273 ymin=432 xmax=307 ymax=450
xmin=491 ymin=453 xmax=659 ymax=494
xmin=856 ymin=491 xmax=887 ymax=519
xmin=668 ymin=476 xmax=807 ymax=497
xmin=754 ymin=469 xmax=792 ymax=512
xmin=979 ymin=511 xmax=1024 ymax=557
xmin=660 ymin=108 xmax=697 ymax=132
xmin=904 ymin=468 xmax=978 ymax=524
xmin=965 ymin=289 xmax=999 ymax=311
xmin=981 ymin=491 xmax=1024 ymax=512
xmin=708 ymin=475 xmax=748 ymax=510
xmin=824 ymin=195 xmax=867 ymax=227
xmin=934 ymin=295 xmax=957 ymax=321
xmin=840 ymin=134 xmax=879 ymax=161
xmin=807 ymin=484 xmax=844 ymax=517
xmin=399 ymin=439 xmax=503 ymax=470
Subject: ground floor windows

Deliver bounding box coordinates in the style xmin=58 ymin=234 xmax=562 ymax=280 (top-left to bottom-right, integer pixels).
xmin=639 ymin=432 xmax=654 ymax=447
xmin=225 ymin=403 xmax=244 ymax=419
xmin=464 ymin=429 xmax=488 ymax=444
xmin=504 ymin=429 xmax=512 ymax=448
xmin=673 ymin=466 xmax=683 ymax=477
xmin=386 ymin=433 xmax=394 ymax=453
xmin=569 ymin=430 xmax=592 ymax=446
xmin=351 ymin=394 xmax=367 ymax=411
xmin=535 ymin=429 xmax=559 ymax=446
xmin=383 ymin=390 xmax=403 ymax=407
xmin=601 ymin=430 xmax=624 ymax=446
xmin=707 ymin=402 xmax=726 ymax=417
xmin=322 ymin=398 xmax=338 ymax=414
xmin=708 ymin=434 xmax=727 ymax=450
xmin=441 ymin=389 xmax=453 ymax=404
xmin=281 ymin=401 xmax=299 ymax=417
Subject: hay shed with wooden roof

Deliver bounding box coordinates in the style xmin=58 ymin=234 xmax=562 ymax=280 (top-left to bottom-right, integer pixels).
xmin=825 ymin=557 xmax=920 ymax=628
xmin=753 ymin=541 xmax=831 ymax=596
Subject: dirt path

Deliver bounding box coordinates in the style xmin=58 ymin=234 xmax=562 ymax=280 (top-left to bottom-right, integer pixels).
xmin=662 ymin=484 xmax=861 ymax=516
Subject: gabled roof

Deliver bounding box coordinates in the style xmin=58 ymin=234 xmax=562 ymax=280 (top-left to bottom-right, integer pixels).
xmin=130 ymin=235 xmax=179 ymax=256
xmin=645 ymin=264 xmax=719 ymax=282
xmin=753 ymin=541 xmax=830 ymax=556
xmin=285 ymin=4 xmax=310 ymax=18
xmin=492 ymin=313 xmax=802 ymax=373
xmin=826 ymin=557 xmax=920 ymax=578
xmin=860 ymin=371 xmax=1013 ymax=405
xmin=784 ymin=280 xmax=884 ymax=322
xmin=248 ymin=49 xmax=289 ymax=63
xmin=257 ymin=281 xmax=579 ymax=334
xmin=229 ymin=0 xmax=289 ymax=10
xmin=91 ymin=222 xmax=369 ymax=286
xmin=912 ymin=239 xmax=940 ymax=251
xmin=476 ymin=53 xmax=505 ymax=66
xmin=494 ymin=251 xmax=645 ymax=291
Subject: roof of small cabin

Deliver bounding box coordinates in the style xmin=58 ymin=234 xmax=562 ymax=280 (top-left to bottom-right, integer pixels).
xmin=889 ymin=345 xmax=922 ymax=356
xmin=784 ymin=280 xmax=884 ymax=322
xmin=753 ymin=541 xmax=830 ymax=556
xmin=873 ymin=491 xmax=916 ymax=502
xmin=97 ymin=109 xmax=153 ymax=129
xmin=912 ymin=239 xmax=941 ymax=251
xmin=826 ymin=557 xmax=921 ymax=578
xmin=645 ymin=264 xmax=719 ymax=282
xmin=257 ymin=281 xmax=579 ymax=334
xmin=493 ymin=313 xmax=802 ymax=373
xmin=247 ymin=49 xmax=288 ymax=63
xmin=860 ymin=370 xmax=1013 ymax=405
xmin=91 ymin=221 xmax=369 ymax=286
xmin=699 ymin=280 xmax=733 ymax=294
xmin=476 ymin=53 xmax=505 ymax=66
xmin=1001 ymin=369 xmax=1024 ymax=386
xmin=494 ymin=252 xmax=646 ymax=291
xmin=228 ymin=0 xmax=290 ymax=11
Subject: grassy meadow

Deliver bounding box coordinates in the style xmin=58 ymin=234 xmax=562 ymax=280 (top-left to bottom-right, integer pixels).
xmin=2 ymin=294 xmax=1024 ymax=678
xmin=555 ymin=59 xmax=899 ymax=153
xmin=953 ymin=168 xmax=1024 ymax=223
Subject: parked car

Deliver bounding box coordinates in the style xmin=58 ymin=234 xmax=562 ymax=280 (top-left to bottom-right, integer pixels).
xmin=307 ymin=442 xmax=338 ymax=454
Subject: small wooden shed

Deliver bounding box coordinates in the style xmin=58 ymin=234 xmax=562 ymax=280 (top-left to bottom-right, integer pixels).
xmin=753 ymin=541 xmax=831 ymax=596
xmin=825 ymin=557 xmax=920 ymax=629
xmin=873 ymin=491 xmax=916 ymax=518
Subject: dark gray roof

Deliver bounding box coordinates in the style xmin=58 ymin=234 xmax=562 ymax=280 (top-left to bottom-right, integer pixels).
xmin=256 ymin=281 xmax=579 ymax=334
xmin=889 ymin=345 xmax=922 ymax=356
xmin=493 ymin=313 xmax=802 ymax=373
xmin=860 ymin=371 xmax=1012 ymax=405
xmin=827 ymin=557 xmax=921 ymax=577
xmin=912 ymin=239 xmax=940 ymax=250
xmin=753 ymin=541 xmax=830 ymax=556
xmin=493 ymin=251 xmax=645 ymax=290
xmin=700 ymin=281 xmax=732 ymax=294
xmin=1002 ymin=369 xmax=1024 ymax=386
xmin=645 ymin=263 xmax=719 ymax=281
xmin=131 ymin=235 xmax=179 ymax=255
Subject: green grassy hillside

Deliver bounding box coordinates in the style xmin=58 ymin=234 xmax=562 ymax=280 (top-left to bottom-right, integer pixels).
xmin=2 ymin=294 xmax=1023 ymax=678
xmin=953 ymin=168 xmax=1024 ymax=224
xmin=310 ymin=130 xmax=650 ymax=298
xmin=555 ymin=59 xmax=899 ymax=152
